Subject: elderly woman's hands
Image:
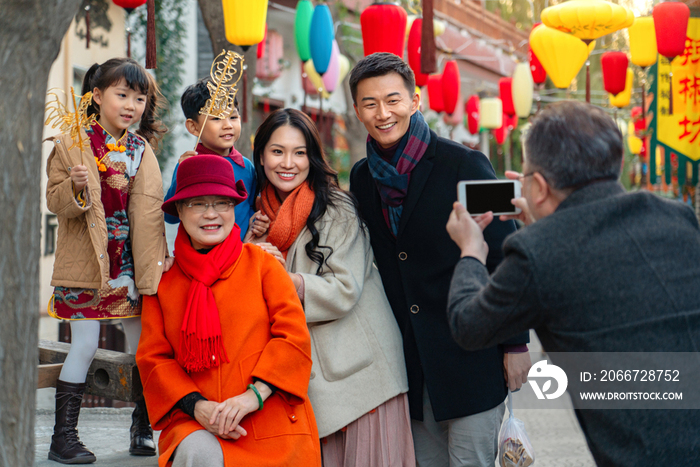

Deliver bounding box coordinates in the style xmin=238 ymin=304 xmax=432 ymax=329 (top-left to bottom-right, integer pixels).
xmin=209 ymin=382 xmax=272 ymax=438
xmin=193 ymin=400 xmax=247 ymax=440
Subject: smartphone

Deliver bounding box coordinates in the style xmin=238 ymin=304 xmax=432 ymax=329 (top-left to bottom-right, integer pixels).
xmin=457 ymin=180 xmax=522 ymax=216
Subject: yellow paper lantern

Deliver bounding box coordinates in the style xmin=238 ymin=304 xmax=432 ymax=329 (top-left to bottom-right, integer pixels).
xmin=616 ymin=118 xmax=627 ymax=136
xmin=541 ymin=0 xmax=634 ymax=44
xmin=305 ymin=61 xmax=330 ymax=100
xmin=530 ymin=25 xmax=590 ymax=89
xmin=480 ymin=98 xmax=503 ymax=130
xmin=337 ymin=54 xmax=350 ymax=89
xmin=222 ymin=0 xmax=269 ymax=47
xmin=406 ymin=16 xmax=447 ymax=39
xmin=512 ymin=63 xmax=534 ymax=118
xmin=609 ymin=68 xmax=633 ymax=108
xmin=627 ymin=121 xmax=642 ymax=154
xmin=628 ymin=16 xmax=657 ymax=68
xmin=304 ymin=59 xmax=330 ymax=99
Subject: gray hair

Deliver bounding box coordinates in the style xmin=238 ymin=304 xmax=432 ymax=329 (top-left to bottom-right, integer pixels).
xmin=523 ymin=101 xmax=623 ymax=190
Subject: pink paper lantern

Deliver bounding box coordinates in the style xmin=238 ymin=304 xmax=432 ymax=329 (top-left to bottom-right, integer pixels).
xmin=322 ymin=41 xmax=341 ymax=93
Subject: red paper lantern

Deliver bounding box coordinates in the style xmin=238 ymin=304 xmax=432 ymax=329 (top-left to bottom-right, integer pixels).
xmin=360 ymin=2 xmax=407 ymax=57
xmin=494 ymin=117 xmax=508 ymax=145
xmin=529 ymin=23 xmax=547 ymax=85
xmin=499 ymin=77 xmax=515 ymax=116
xmin=113 ymin=0 xmax=146 ymax=11
xmin=427 ymin=74 xmax=444 ymax=113
xmin=653 ymin=2 xmax=690 ymax=60
xmin=442 ymin=60 xmax=460 ymax=115
xmin=601 ymin=52 xmax=629 ymax=96
xmin=257 ymin=24 xmax=268 ymax=60
xmin=257 ymin=29 xmax=283 ymax=81
xmin=408 ymin=18 xmax=429 ymax=87
xmin=465 ymin=95 xmax=480 ymax=134
xmin=631 ymin=106 xmax=646 ymax=132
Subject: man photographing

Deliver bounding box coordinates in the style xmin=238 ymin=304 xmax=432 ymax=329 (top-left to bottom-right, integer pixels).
xmin=446 ymin=100 xmax=700 ymax=466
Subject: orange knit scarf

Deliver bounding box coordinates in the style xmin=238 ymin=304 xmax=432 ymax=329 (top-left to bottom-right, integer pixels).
xmin=260 ymin=182 xmax=315 ymax=259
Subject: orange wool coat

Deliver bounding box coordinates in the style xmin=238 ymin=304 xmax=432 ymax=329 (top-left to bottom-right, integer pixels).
xmin=136 ymin=244 xmax=322 ymax=467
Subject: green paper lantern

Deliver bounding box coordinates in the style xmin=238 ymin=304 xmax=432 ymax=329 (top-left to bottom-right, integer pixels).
xmin=294 ymin=0 xmax=314 ymax=63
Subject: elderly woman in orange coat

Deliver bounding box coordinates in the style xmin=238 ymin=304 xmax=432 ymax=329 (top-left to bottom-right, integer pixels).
xmin=136 ymin=155 xmax=321 ymax=467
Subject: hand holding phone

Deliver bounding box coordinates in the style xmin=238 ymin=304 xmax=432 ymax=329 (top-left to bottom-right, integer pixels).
xmin=499 ymin=171 xmax=535 ymax=226
xmin=457 ymin=179 xmax=522 ymax=216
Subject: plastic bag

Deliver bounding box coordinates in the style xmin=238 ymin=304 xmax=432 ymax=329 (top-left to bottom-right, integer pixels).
xmin=498 ymin=390 xmax=535 ymax=467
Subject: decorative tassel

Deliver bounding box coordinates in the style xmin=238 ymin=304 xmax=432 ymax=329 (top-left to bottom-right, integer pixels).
xmin=146 ymin=0 xmax=157 ymax=69
xmin=421 ymin=0 xmax=436 ymax=75
xmin=127 ymin=27 xmax=131 ymax=58
xmin=85 ymin=5 xmax=91 ymax=49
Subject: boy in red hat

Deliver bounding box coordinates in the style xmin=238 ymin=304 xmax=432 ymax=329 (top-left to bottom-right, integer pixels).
xmin=164 ymin=78 xmax=267 ymax=240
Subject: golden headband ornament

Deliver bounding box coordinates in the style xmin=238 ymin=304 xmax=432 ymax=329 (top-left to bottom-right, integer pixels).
xmin=194 ymin=49 xmax=245 ymax=149
xmin=45 ymin=87 xmax=97 ymax=163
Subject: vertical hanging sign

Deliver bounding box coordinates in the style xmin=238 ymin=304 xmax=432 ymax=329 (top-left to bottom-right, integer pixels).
xmin=652 ymin=17 xmax=700 ymax=186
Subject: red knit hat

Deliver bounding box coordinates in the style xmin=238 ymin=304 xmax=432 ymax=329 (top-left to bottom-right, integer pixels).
xmin=161 ymin=155 xmax=248 ymax=217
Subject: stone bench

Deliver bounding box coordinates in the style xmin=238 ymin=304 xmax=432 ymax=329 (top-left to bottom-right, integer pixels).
xmin=38 ymin=339 xmax=143 ymax=402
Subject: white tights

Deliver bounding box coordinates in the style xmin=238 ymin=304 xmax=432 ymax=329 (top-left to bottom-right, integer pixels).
xmin=58 ymin=318 xmax=142 ymax=384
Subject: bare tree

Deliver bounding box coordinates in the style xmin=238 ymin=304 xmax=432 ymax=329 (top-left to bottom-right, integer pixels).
xmin=197 ymin=0 xmax=258 ymax=158
xmin=0 ymin=0 xmax=83 ymax=464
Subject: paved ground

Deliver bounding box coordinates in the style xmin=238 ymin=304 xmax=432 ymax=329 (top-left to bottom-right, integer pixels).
xmin=34 ymin=405 xmax=595 ymax=467
xmin=36 ymin=320 xmax=596 ymax=466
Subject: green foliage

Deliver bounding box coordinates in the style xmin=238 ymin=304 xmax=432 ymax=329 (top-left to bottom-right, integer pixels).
xmin=133 ymin=0 xmax=188 ymax=169
xmin=335 ymin=2 xmax=363 ymax=63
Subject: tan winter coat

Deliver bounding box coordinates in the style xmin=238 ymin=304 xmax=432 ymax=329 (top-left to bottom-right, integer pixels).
xmin=46 ymin=129 xmax=167 ymax=296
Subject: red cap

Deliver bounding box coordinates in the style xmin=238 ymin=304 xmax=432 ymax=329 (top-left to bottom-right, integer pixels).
xmin=161 ymin=155 xmax=248 ymax=217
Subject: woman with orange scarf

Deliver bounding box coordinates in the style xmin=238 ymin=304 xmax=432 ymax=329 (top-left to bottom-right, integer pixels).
xmin=251 ymin=109 xmax=414 ymax=466
xmin=135 ymin=155 xmax=321 ymax=467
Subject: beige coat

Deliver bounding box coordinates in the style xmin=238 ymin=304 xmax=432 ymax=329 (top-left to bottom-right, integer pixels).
xmin=46 ymin=130 xmax=167 ymax=295
xmin=285 ymin=194 xmax=408 ymax=437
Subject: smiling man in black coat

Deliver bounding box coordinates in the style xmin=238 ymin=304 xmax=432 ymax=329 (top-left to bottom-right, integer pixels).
xmin=348 ymin=53 xmax=531 ymax=466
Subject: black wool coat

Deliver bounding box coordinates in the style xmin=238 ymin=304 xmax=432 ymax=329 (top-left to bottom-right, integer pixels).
xmin=350 ymin=129 xmax=528 ymax=421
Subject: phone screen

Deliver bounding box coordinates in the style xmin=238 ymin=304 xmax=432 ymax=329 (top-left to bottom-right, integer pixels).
xmin=465 ymin=182 xmax=516 ymax=214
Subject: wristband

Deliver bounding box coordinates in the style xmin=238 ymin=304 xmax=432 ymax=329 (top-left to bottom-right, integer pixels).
xmin=248 ymin=384 xmax=263 ymax=411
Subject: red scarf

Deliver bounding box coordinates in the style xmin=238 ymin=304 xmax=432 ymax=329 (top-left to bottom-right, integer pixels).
xmin=195 ymin=143 xmax=245 ymax=168
xmin=260 ymin=182 xmax=315 ymax=259
xmin=174 ymin=223 xmax=243 ymax=373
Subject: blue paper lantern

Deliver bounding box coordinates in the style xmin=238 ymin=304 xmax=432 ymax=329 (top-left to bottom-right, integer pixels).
xmin=308 ymin=4 xmax=334 ymax=75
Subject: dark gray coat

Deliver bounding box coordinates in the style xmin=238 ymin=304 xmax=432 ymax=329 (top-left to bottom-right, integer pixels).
xmin=448 ymin=180 xmax=700 ymax=466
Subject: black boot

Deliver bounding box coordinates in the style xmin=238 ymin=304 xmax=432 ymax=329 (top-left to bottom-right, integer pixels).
xmin=48 ymin=380 xmax=96 ymax=464
xmin=130 ymin=398 xmax=156 ymax=456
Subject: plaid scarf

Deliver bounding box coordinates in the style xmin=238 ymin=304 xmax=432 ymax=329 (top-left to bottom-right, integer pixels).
xmin=366 ymin=111 xmax=431 ymax=236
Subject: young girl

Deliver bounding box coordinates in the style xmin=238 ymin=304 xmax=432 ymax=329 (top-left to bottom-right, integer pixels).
xmin=46 ymin=58 xmax=169 ymax=464
xmin=251 ymin=109 xmax=415 ymax=466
